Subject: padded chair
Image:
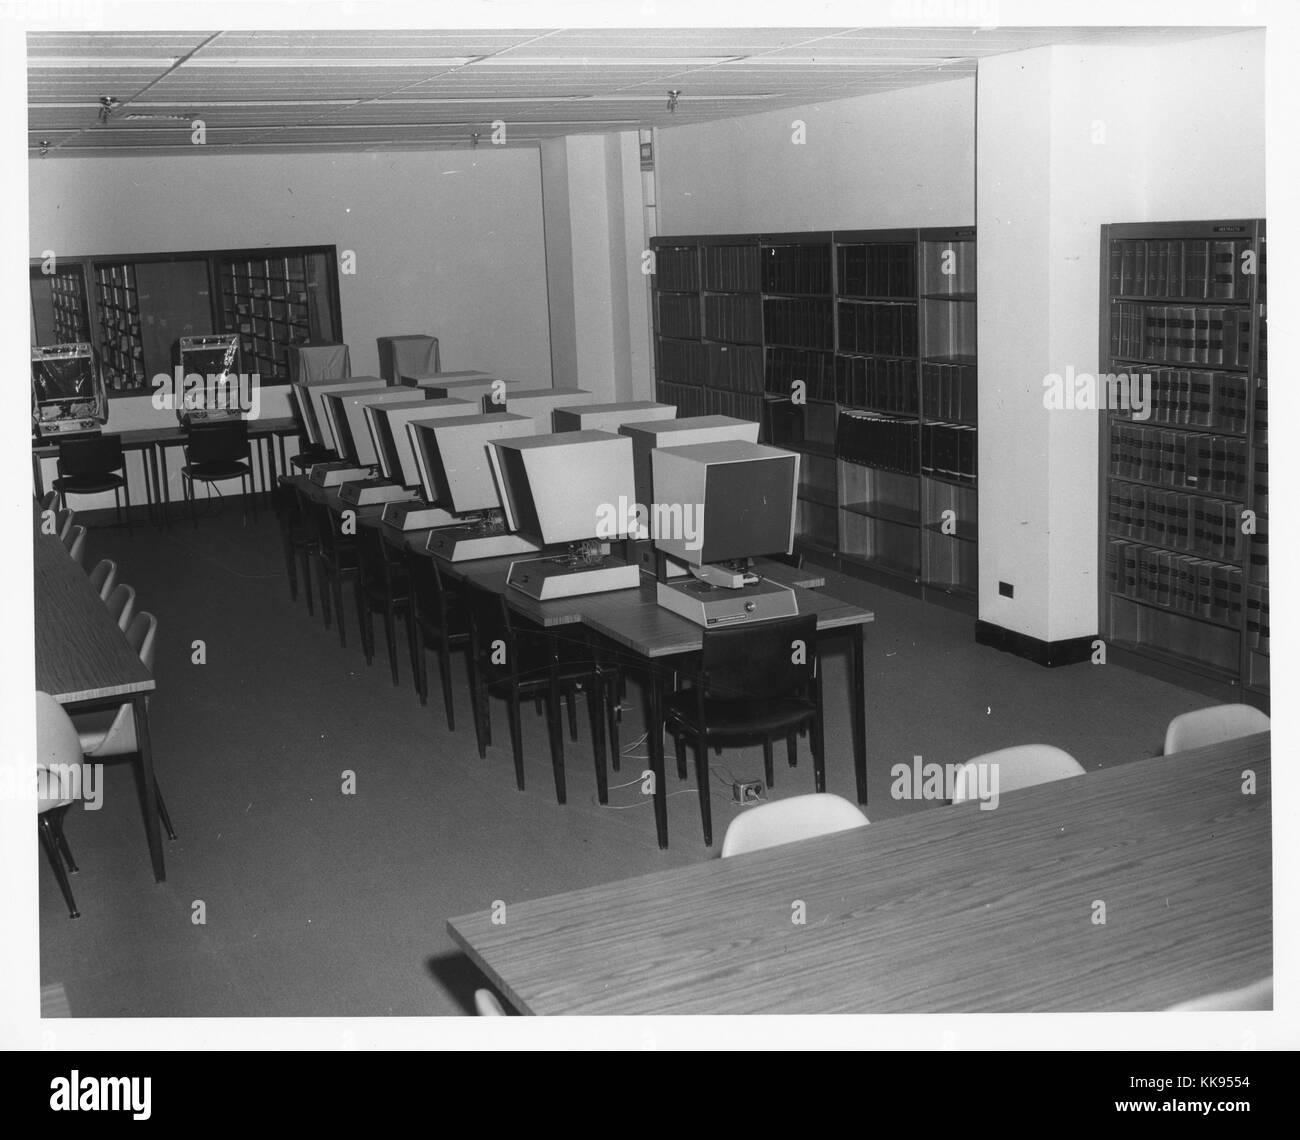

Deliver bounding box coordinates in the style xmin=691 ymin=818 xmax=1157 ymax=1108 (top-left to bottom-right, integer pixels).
xmin=1163 ymin=704 xmax=1271 ymax=755
xmin=950 ymin=744 xmax=1085 ymax=804
xmin=407 ymin=551 xmax=473 ymax=730
xmin=53 ymin=433 xmax=131 ymax=533
xmin=309 ymin=499 xmax=362 ymax=648
xmin=355 ymin=523 xmax=417 ymax=686
xmin=86 ymin=558 xmax=117 ymax=601
xmin=64 ymin=524 xmax=87 ymax=567
xmin=180 ymin=421 xmax=257 ymax=527
xmin=464 ymin=581 xmax=613 ymax=805
xmin=721 ymin=793 xmax=869 ymax=858
xmin=104 ymin=583 xmax=136 ymax=632
xmin=37 ymin=692 xmax=85 ymax=919
xmin=474 ymin=989 xmax=508 ymax=1016
xmin=55 ymin=508 xmax=75 ymax=541
xmin=39 ymin=490 xmax=59 ymax=512
xmin=72 ymin=611 xmax=177 ymax=842
xmin=1166 ymin=977 xmax=1273 ymax=1011
xmin=664 ymin=613 xmax=823 ymax=846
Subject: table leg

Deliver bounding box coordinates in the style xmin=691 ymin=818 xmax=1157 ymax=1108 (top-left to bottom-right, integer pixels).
xmin=851 ymin=625 xmax=868 ymax=806
xmin=648 ymin=663 xmax=668 ymax=848
xmin=158 ymin=443 xmax=172 ymax=530
xmin=132 ymin=694 xmax=166 ymax=882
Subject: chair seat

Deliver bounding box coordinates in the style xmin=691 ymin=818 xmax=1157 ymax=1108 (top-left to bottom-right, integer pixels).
xmin=53 ymin=473 xmax=126 ymax=494
xmin=185 ymin=459 xmax=251 ymax=481
xmin=72 ymin=708 xmax=131 ymax=755
xmin=665 ymin=692 xmax=815 ymax=737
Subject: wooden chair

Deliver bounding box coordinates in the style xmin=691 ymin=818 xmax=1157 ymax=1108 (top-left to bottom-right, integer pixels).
xmin=181 ymin=421 xmax=257 ymax=527
xmin=356 ymin=523 xmax=417 ymax=686
xmin=36 ymin=692 xmax=85 ymax=919
xmin=721 ymin=793 xmax=868 ymax=857
xmin=1163 ymin=704 xmax=1270 ymax=754
xmin=664 ymin=613 xmax=823 ymax=846
xmin=309 ymin=499 xmax=361 ymax=648
xmin=950 ymin=744 xmax=1084 ymax=803
xmin=407 ymin=551 xmax=473 ymax=730
xmin=274 ymin=475 xmax=315 ymax=613
xmin=53 ymin=433 xmax=131 ymax=533
xmin=464 ymin=582 xmax=612 ymax=805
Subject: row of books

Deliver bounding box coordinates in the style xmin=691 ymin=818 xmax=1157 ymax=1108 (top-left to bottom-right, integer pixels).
xmin=763 ymin=298 xmax=835 ymax=350
xmin=704 ymin=294 xmax=762 ymax=344
xmin=703 ymin=245 xmax=761 ymax=293
xmin=1108 ymin=237 xmax=1253 ymax=300
xmin=1255 ymin=385 xmax=1267 ymax=445
xmin=1250 ymin=524 xmax=1268 ymax=585
xmin=761 ymin=244 xmax=832 ymax=295
xmin=1107 ymin=482 xmax=1243 ymax=563
xmin=1109 ymin=368 xmax=1250 ymax=433
xmin=765 ymin=347 xmax=835 ymax=401
xmin=1246 ymin=584 xmax=1269 ymax=653
xmin=656 ymin=337 xmax=707 ymax=386
xmin=836 ymin=243 xmax=916 ymax=299
xmin=835 ymin=354 xmax=918 ymax=415
xmin=1254 ymin=450 xmax=1267 ymax=514
xmin=656 ymin=293 xmax=702 ymax=340
xmin=1105 ymin=539 xmax=1244 ymax=625
xmin=921 ymin=359 xmax=977 ymax=423
xmin=652 ymin=247 xmax=701 ymax=293
xmin=706 ymin=343 xmax=764 ymax=393
xmin=838 ymin=300 xmax=919 ymax=358
xmin=921 ymin=422 xmax=977 ymax=483
xmin=1109 ymin=303 xmax=1253 ymax=367
xmin=1109 ymin=424 xmax=1249 ymax=498
xmin=655 ymin=380 xmax=763 ymax=424
xmin=835 ymin=411 xmax=919 ymax=475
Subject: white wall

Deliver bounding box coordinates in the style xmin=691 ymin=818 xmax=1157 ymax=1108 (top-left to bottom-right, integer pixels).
xmin=655 ymin=79 xmax=975 ymax=234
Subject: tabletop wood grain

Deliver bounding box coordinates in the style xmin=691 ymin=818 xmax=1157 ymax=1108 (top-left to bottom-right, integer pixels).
xmin=33 ymin=533 xmax=154 ymax=704
xmin=448 ymin=733 xmax=1271 ymax=1014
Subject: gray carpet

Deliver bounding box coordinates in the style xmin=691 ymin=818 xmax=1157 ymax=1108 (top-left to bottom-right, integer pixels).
xmin=38 ymin=500 xmax=1215 ymax=1016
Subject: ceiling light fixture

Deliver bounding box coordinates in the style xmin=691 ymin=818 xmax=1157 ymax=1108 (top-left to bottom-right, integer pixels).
xmin=666 ymin=89 xmax=681 ymax=112
xmin=470 ymin=131 xmax=480 ymax=148
xmin=97 ymin=96 xmax=120 ymax=124
xmin=38 ymin=139 xmax=50 ymax=157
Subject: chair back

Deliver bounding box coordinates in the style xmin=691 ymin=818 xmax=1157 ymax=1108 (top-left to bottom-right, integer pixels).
xmin=125 ymin=611 xmax=158 ymax=671
xmin=87 ymin=559 xmax=117 ymax=600
xmin=65 ymin=525 xmax=88 ymax=566
xmin=40 ymin=490 xmax=59 ymax=512
xmin=474 ymin=989 xmax=507 ymax=1016
xmin=721 ymin=793 xmax=868 ymax=857
xmin=57 ymin=433 xmax=124 ymax=477
xmin=55 ymin=508 xmax=75 ymax=540
xmin=1163 ymin=703 xmax=1270 ymax=755
xmin=186 ymin=421 xmax=249 ymax=465
xmin=35 ymin=691 xmax=84 ymax=812
xmin=701 ymin=613 xmax=818 ymax=702
xmin=105 ymin=583 xmax=136 ymax=631
xmin=311 ymin=500 xmax=351 ymax=560
xmin=950 ymin=744 xmax=1084 ymax=803
xmin=409 ymin=554 xmax=470 ymax=638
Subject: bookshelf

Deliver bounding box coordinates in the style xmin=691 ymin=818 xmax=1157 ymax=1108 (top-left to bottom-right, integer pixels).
xmin=1098 ymin=219 xmax=1267 ymax=699
xmin=650 ymin=227 xmax=978 ymax=610
xmin=49 ymin=266 xmax=91 ymax=343
xmin=92 ymin=261 xmax=146 ymax=390
xmin=218 ymin=252 xmax=331 ymax=384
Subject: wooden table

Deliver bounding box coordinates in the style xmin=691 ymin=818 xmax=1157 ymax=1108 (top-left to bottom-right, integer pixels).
xmin=449 ymin=732 xmax=1271 ymax=1014
xmin=155 ymin=416 xmax=297 ymax=524
xmin=33 ymin=532 xmax=166 ymax=881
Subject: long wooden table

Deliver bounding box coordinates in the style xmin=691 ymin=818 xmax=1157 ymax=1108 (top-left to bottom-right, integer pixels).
xmin=33 ymin=531 xmax=166 ymax=881
xmin=448 ymin=733 xmax=1271 ymax=1014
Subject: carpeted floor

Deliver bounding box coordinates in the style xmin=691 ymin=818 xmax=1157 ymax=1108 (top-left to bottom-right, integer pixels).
xmin=37 ymin=499 xmax=1217 ymax=1016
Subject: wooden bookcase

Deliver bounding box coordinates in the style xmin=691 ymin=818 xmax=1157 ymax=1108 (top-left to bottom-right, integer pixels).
xmin=650 ymin=227 xmax=979 ymax=611
xmin=1097 ymin=219 xmax=1267 ymax=699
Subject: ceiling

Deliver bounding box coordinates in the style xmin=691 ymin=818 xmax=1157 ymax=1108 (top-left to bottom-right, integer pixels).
xmin=28 ymin=26 xmax=1240 ymax=157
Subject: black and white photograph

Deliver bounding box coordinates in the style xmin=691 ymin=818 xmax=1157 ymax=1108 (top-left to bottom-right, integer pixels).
xmin=2 ymin=0 xmax=1296 ymax=1066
